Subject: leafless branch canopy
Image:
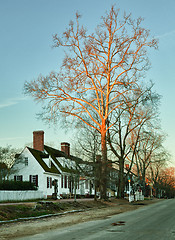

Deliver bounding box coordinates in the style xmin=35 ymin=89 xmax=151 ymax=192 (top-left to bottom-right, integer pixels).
xmin=24 ymin=6 xmax=158 ymax=133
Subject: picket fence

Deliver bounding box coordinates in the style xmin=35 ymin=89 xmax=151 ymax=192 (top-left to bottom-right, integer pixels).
xmin=0 ymin=190 xmax=46 ymax=201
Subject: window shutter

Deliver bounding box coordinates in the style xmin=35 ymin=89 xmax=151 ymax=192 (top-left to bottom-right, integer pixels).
xmin=47 ymin=177 xmax=49 ymax=188
xmin=50 ymin=177 xmax=52 ymax=189
xmin=14 ymin=175 xmax=16 ymax=181
xmin=61 ymin=175 xmax=63 ymax=188
xmin=72 ymin=179 xmax=74 ymax=190
xmin=29 ymin=175 xmax=32 ymax=183
xmin=64 ymin=176 xmax=67 ymax=188
xmin=20 ymin=175 xmax=23 ymax=181
xmin=68 ymin=176 xmax=70 ymax=188
xmin=36 ymin=175 xmax=38 ymax=187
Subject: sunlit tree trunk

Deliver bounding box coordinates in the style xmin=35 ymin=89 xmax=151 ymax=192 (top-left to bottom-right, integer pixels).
xmin=100 ymin=122 xmax=108 ymax=200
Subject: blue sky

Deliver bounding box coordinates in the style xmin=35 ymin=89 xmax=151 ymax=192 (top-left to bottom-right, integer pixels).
xmin=0 ymin=0 xmax=175 ymax=166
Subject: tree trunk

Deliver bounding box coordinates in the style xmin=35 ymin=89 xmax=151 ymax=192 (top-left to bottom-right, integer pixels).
xmin=118 ymin=157 xmax=125 ymax=198
xmin=74 ymin=176 xmax=77 ymax=202
xmin=142 ymin=166 xmax=146 ymax=196
xmin=100 ymin=124 xmax=108 ymax=200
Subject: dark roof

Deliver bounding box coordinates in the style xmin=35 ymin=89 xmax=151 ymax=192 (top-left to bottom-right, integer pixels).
xmin=44 ymin=145 xmax=80 ymax=174
xmin=27 ymin=147 xmax=60 ymax=174
xmin=25 ymin=145 xmax=94 ymax=177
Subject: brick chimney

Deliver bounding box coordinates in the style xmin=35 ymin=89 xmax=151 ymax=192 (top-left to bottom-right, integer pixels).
xmin=61 ymin=142 xmax=70 ymax=156
xmin=33 ymin=131 xmax=44 ymax=152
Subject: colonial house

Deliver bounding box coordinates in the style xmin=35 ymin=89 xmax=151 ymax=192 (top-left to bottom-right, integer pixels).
xmin=10 ymin=131 xmax=95 ymax=199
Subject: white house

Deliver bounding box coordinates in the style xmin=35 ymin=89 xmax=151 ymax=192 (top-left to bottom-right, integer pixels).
xmin=10 ymin=131 xmax=95 ymax=199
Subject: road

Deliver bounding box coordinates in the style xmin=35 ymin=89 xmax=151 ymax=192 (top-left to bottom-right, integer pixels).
xmin=16 ymin=199 xmax=175 ymax=240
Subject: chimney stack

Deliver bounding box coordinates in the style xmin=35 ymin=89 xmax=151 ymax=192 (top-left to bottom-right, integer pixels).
xmin=61 ymin=142 xmax=70 ymax=156
xmin=33 ymin=131 xmax=44 ymax=152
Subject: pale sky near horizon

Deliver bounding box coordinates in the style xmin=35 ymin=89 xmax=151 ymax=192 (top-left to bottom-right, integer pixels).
xmin=0 ymin=0 xmax=175 ymax=166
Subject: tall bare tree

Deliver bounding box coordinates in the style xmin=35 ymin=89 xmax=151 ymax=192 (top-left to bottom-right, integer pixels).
xmin=107 ymin=84 xmax=160 ymax=198
xmin=24 ymin=6 xmax=157 ymax=199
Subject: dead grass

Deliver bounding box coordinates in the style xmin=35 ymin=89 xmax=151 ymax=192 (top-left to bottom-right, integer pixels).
xmin=0 ymin=198 xmax=162 ymax=240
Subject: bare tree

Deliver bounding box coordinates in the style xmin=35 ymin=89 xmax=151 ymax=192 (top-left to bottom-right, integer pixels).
xmin=0 ymin=146 xmax=17 ymax=168
xmin=107 ymin=84 xmax=160 ymax=198
xmin=71 ymin=125 xmax=101 ymax=163
xmin=0 ymin=146 xmax=20 ymax=180
xmin=147 ymin=151 xmax=169 ymax=197
xmin=133 ymin=130 xmax=166 ymax=195
xmin=71 ymin=125 xmax=101 ymax=200
xmin=157 ymin=167 xmax=175 ymax=198
xmin=24 ymin=6 xmax=157 ymax=199
xmin=0 ymin=162 xmax=8 ymax=182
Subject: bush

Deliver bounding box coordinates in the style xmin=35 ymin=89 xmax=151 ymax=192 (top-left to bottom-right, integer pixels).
xmin=0 ymin=180 xmax=37 ymax=191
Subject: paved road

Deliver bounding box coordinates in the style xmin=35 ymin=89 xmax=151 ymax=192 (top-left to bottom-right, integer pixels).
xmin=16 ymin=199 xmax=175 ymax=240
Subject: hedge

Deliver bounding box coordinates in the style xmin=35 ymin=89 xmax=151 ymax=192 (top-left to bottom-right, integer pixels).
xmin=0 ymin=180 xmax=37 ymax=191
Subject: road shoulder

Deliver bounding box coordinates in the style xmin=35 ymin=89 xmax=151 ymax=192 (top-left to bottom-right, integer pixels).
xmin=0 ymin=198 xmax=162 ymax=240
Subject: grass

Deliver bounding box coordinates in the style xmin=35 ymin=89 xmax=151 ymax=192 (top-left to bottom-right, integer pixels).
xmin=0 ymin=200 xmax=107 ymax=222
xmin=0 ymin=198 xmax=157 ymax=223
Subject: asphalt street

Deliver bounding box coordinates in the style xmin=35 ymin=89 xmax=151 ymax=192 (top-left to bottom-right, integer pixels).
xmin=16 ymin=199 xmax=175 ymax=240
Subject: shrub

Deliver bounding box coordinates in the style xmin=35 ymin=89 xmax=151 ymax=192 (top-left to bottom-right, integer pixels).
xmin=0 ymin=180 xmax=37 ymax=191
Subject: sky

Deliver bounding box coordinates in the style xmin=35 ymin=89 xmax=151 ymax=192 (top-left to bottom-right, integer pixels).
xmin=0 ymin=0 xmax=175 ymax=166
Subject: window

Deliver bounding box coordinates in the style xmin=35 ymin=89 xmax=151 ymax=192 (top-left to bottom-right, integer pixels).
xmin=14 ymin=175 xmax=23 ymax=181
xmin=61 ymin=175 xmax=68 ymax=189
xmin=47 ymin=177 xmax=52 ymax=189
xmin=29 ymin=175 xmax=38 ymax=187
xmin=25 ymin=157 xmax=28 ymax=166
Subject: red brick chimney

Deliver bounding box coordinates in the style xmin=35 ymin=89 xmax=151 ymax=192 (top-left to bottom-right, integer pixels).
xmin=33 ymin=131 xmax=44 ymax=152
xmin=61 ymin=142 xmax=70 ymax=156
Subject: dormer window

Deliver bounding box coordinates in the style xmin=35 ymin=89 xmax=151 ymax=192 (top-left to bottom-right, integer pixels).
xmin=43 ymin=157 xmax=51 ymax=168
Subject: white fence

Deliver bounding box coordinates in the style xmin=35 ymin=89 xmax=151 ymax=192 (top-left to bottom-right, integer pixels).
xmin=0 ymin=191 xmax=46 ymax=202
xmin=135 ymin=191 xmax=144 ymax=201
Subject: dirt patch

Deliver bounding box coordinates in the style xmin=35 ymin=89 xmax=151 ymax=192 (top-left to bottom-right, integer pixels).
xmin=0 ymin=200 xmax=107 ymax=222
xmin=0 ymin=198 xmax=162 ymax=240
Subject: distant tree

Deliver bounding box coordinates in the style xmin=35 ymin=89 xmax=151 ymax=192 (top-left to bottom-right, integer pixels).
xmin=147 ymin=152 xmax=168 ymax=197
xmin=0 ymin=146 xmax=19 ymax=180
xmin=158 ymin=167 xmax=175 ymax=198
xmin=134 ymin=131 xmax=166 ymax=195
xmin=0 ymin=162 xmax=8 ymax=181
xmin=0 ymin=146 xmax=16 ymax=168
xmin=72 ymin=126 xmax=101 ymax=163
xmin=24 ymin=6 xmax=157 ymax=199
xmin=71 ymin=125 xmax=101 ymax=200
